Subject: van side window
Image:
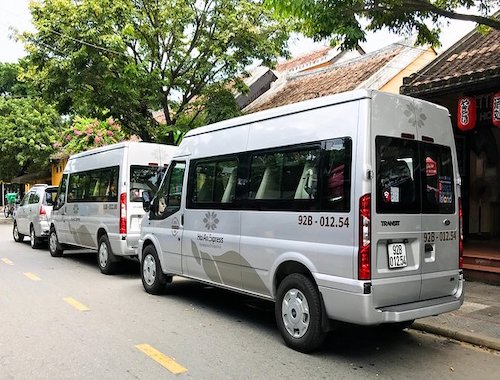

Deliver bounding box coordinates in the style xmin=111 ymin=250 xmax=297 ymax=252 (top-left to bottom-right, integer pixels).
xmin=322 ymin=138 xmax=352 ymax=212
xmin=151 ymin=161 xmax=185 ymax=219
xmin=249 ymin=148 xmax=320 ymax=201
xmin=191 ymin=159 xmax=238 ymax=205
xmin=29 ymin=192 xmax=40 ymax=204
xmin=67 ymin=166 xmax=118 ymax=203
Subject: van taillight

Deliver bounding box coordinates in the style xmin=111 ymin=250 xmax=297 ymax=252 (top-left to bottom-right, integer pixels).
xmin=39 ymin=206 xmax=46 ymax=215
xmin=358 ymin=194 xmax=371 ymax=280
xmin=120 ymin=192 xmax=127 ymax=234
xmin=459 ymin=197 xmax=463 ymax=269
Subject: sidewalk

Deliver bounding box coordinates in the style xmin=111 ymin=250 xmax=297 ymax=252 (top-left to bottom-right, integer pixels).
xmin=412 ymin=280 xmax=500 ymax=351
xmin=0 ymin=210 xmax=498 ymax=350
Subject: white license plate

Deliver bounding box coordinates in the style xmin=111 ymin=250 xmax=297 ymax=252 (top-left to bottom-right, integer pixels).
xmin=388 ymin=243 xmax=408 ymax=269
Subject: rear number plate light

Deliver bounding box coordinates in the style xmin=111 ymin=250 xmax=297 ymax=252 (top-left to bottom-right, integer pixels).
xmin=388 ymin=243 xmax=408 ymax=268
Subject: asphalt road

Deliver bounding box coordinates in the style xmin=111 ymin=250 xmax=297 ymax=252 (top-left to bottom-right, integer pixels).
xmin=0 ymin=223 xmax=499 ymax=380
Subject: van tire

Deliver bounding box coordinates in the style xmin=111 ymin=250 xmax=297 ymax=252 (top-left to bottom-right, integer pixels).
xmin=30 ymin=225 xmax=42 ymax=249
xmin=13 ymin=222 xmax=24 ymax=242
xmin=141 ymin=245 xmax=169 ymax=295
xmin=275 ymin=273 xmax=326 ymax=353
xmin=98 ymin=235 xmax=118 ymax=275
xmin=49 ymin=228 xmax=64 ymax=257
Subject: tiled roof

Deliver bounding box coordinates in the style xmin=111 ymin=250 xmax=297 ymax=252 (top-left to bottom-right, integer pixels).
xmin=244 ymin=44 xmax=405 ymax=114
xmin=402 ymin=13 xmax=500 ymax=95
xmin=275 ymin=46 xmax=333 ymax=73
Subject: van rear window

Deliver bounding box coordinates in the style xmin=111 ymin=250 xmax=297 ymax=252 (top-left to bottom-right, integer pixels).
xmin=130 ymin=166 xmax=163 ymax=202
xmin=376 ymin=136 xmax=455 ymax=214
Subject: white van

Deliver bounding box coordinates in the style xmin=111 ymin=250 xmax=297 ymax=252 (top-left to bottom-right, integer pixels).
xmin=138 ymin=90 xmax=464 ymax=352
xmin=49 ymin=141 xmax=177 ymax=274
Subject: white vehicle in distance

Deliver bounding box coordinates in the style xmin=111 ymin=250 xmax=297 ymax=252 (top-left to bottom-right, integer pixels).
xmin=49 ymin=141 xmax=177 ymax=274
xmin=13 ymin=184 xmax=58 ymax=249
xmin=138 ymin=90 xmax=464 ymax=352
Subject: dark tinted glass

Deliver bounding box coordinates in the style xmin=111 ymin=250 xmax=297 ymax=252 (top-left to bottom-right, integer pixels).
xmin=322 ymin=138 xmax=352 ymax=211
xmin=376 ymin=136 xmax=420 ymax=213
xmin=193 ymin=159 xmax=238 ymax=204
xmin=130 ymin=165 xmax=163 ymax=202
xmin=422 ymin=144 xmax=455 ymax=214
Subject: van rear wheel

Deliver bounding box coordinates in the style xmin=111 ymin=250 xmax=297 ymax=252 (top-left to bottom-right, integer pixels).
xmin=141 ymin=245 xmax=170 ymax=295
xmin=98 ymin=235 xmax=118 ymax=275
xmin=275 ymin=273 xmax=326 ymax=353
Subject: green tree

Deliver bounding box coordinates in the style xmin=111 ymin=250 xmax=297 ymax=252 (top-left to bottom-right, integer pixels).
xmin=0 ymin=61 xmax=34 ymax=97
xmin=266 ymin=0 xmax=500 ymax=49
xmin=0 ymin=97 xmax=62 ymax=181
xmin=22 ymin=0 xmax=289 ymax=144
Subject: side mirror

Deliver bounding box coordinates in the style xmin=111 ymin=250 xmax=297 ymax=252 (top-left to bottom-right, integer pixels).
xmin=142 ymin=190 xmax=152 ymax=212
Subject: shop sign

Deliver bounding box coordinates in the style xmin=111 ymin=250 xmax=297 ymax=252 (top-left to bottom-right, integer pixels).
xmin=457 ymin=96 xmax=476 ymax=131
xmin=493 ymin=92 xmax=500 ymax=128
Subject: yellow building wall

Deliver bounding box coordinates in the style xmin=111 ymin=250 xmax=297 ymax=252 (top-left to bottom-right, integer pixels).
xmin=380 ymin=48 xmax=437 ymax=94
xmin=51 ymin=158 xmax=68 ymax=186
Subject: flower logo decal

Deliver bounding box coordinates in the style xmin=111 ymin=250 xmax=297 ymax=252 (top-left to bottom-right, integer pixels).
xmin=203 ymin=212 xmax=219 ymax=230
xmin=404 ymin=102 xmax=427 ymax=128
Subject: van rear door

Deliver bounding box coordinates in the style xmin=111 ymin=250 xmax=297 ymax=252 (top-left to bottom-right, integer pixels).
xmin=416 ymin=105 xmax=460 ymax=300
xmin=370 ymin=93 xmax=422 ymax=308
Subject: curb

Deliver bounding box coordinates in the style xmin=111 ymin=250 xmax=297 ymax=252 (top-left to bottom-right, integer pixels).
xmin=412 ymin=321 xmax=500 ymax=351
xmin=0 ymin=218 xmax=13 ymax=225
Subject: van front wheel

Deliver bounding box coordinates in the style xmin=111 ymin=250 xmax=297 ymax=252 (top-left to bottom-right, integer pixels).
xmin=98 ymin=235 xmax=118 ymax=275
xmin=49 ymin=228 xmax=63 ymax=257
xmin=141 ymin=245 xmax=169 ymax=295
xmin=275 ymin=273 xmax=326 ymax=353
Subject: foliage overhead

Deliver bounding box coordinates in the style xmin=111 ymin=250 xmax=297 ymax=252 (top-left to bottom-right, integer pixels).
xmin=0 ymin=62 xmax=34 ymax=97
xmin=22 ymin=0 xmax=290 ymax=144
xmin=55 ymin=116 xmax=128 ymax=156
xmin=266 ymin=0 xmax=500 ymax=49
xmin=0 ymin=97 xmax=62 ymax=181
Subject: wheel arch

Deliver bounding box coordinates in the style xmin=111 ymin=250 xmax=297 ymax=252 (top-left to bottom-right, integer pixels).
xmin=271 ymin=254 xmax=318 ymax=299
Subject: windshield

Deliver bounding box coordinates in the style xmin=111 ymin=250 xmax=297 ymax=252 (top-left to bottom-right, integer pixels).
xmin=130 ymin=165 xmax=165 ymax=202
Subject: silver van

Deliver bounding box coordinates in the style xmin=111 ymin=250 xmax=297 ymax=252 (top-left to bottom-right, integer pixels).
xmin=138 ymin=90 xmax=464 ymax=352
xmin=13 ymin=184 xmax=58 ymax=249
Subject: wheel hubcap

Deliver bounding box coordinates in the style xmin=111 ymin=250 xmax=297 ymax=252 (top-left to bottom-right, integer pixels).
xmin=30 ymin=229 xmax=35 ymax=246
xmin=143 ymin=254 xmax=156 ymax=286
xmin=13 ymin=225 xmax=18 ymax=240
xmin=282 ymin=288 xmax=310 ymax=338
xmin=49 ymin=232 xmax=57 ymax=252
xmin=99 ymin=242 xmax=108 ymax=268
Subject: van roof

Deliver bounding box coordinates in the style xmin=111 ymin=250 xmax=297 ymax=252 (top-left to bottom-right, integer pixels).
xmin=185 ymin=89 xmax=376 ymax=139
xmin=68 ymin=141 xmax=165 ymax=160
xmin=184 ymin=89 xmax=449 ymax=139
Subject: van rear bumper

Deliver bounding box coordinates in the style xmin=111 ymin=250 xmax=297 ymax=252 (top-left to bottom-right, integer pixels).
xmin=318 ymin=277 xmax=464 ymax=325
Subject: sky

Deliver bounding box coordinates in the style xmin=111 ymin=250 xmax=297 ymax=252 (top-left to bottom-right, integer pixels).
xmin=0 ymin=0 xmax=484 ymax=64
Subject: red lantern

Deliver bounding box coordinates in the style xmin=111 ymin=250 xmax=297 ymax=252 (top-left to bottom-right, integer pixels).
xmin=457 ymin=96 xmax=476 ymax=131
xmin=493 ymin=92 xmax=500 ymax=128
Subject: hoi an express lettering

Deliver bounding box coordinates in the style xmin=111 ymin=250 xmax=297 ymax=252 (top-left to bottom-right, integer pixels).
xmin=197 ymin=233 xmax=224 ymax=244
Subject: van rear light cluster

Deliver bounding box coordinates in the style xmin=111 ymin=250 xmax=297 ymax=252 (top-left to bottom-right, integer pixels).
xmin=358 ymin=194 xmax=371 ymax=280
xmin=459 ymin=197 xmax=463 ymax=269
xmin=120 ymin=192 xmax=127 ymax=234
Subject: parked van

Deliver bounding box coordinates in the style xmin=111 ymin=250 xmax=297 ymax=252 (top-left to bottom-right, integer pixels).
xmin=138 ymin=90 xmax=464 ymax=352
xmin=49 ymin=142 xmax=177 ymax=274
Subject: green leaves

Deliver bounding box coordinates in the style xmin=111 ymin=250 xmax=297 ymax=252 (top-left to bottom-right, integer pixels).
xmin=0 ymin=97 xmax=62 ymax=181
xmin=266 ymin=0 xmax=500 ymax=48
xmin=21 ymin=0 xmax=290 ymax=143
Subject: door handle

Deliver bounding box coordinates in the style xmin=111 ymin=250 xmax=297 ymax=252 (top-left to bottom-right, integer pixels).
xmin=443 ymin=219 xmax=450 ymax=226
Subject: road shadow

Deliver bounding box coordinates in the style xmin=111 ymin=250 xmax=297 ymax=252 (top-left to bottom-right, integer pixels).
xmin=155 ymin=278 xmax=436 ymax=360
xmin=59 ymin=250 xmax=140 ymax=278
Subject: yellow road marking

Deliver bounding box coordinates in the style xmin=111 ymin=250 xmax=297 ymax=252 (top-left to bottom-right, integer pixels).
xmin=24 ymin=272 xmax=40 ymax=281
xmin=1 ymin=258 xmax=14 ymax=265
xmin=63 ymin=297 xmax=90 ymax=312
xmin=135 ymin=344 xmax=187 ymax=375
